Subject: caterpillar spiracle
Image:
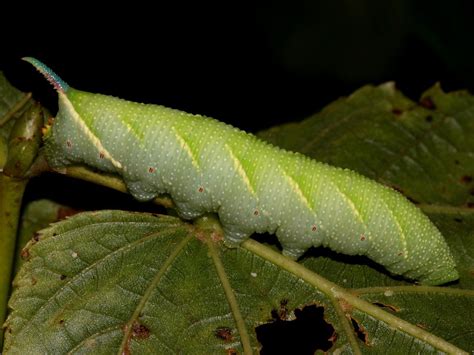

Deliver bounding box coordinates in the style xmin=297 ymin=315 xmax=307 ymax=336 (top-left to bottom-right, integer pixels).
xmin=24 ymin=57 xmax=458 ymax=285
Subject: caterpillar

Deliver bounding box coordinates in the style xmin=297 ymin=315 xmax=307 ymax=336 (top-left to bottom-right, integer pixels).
xmin=24 ymin=57 xmax=458 ymax=285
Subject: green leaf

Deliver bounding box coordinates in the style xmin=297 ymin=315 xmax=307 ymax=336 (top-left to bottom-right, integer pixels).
xmin=4 ymin=211 xmax=473 ymax=354
xmin=0 ymin=72 xmax=37 ymax=348
xmin=0 ymin=72 xmax=31 ymax=170
xmin=6 ymin=211 xmax=248 ymax=354
xmin=14 ymin=199 xmax=79 ymax=274
xmin=4 ymin=82 xmax=474 ymax=353
xmin=0 ymin=72 xmax=32 ymax=136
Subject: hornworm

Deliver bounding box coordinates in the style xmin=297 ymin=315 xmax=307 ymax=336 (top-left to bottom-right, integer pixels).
xmin=24 ymin=57 xmax=458 ymax=285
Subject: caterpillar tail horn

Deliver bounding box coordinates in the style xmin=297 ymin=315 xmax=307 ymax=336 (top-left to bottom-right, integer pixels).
xmin=22 ymin=57 xmax=70 ymax=93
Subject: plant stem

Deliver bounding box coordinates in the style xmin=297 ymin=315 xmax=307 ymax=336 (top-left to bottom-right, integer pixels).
xmin=0 ymin=174 xmax=27 ymax=347
xmin=60 ymin=166 xmax=174 ymax=208
xmin=0 ymin=103 xmax=42 ymax=348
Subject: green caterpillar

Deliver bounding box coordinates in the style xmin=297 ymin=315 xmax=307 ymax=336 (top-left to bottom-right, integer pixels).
xmin=24 ymin=57 xmax=458 ymax=285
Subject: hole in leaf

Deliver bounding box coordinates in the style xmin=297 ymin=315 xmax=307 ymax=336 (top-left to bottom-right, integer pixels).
xmin=256 ymin=304 xmax=335 ymax=354
xmin=372 ymin=302 xmax=399 ymax=312
xmin=279 ymin=299 xmax=289 ymax=320
xmin=350 ymin=317 xmax=368 ymax=344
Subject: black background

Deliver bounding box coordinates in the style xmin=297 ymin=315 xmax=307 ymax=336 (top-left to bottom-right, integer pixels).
xmin=2 ymin=1 xmax=474 ymax=132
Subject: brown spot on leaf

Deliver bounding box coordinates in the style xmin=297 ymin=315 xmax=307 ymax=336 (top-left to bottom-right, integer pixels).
xmin=99 ymin=152 xmax=105 ymax=159
xmin=214 ymin=327 xmax=233 ymax=342
xmin=339 ymin=299 xmax=353 ymax=313
xmin=360 ymin=235 xmax=366 ymax=241
xmin=132 ymin=321 xmax=150 ymax=339
xmin=66 ymin=140 xmax=72 ymax=148
xmin=253 ymin=209 xmax=259 ymax=216
xmin=60 ymin=274 xmax=67 ymax=280
xmin=20 ymin=248 xmax=30 ymax=260
xmin=420 ymin=96 xmax=436 ymax=110
xmin=31 ymin=277 xmax=37 ymax=285
xmin=226 ymin=349 xmax=238 ymax=355
xmin=211 ymin=231 xmax=224 ymax=242
xmin=198 ymin=186 xmax=204 ymax=193
xmin=195 ymin=231 xmax=207 ymax=243
xmin=59 ymin=319 xmax=65 ymax=325
xmin=461 ymin=175 xmax=473 ymax=184
xmin=148 ymin=167 xmax=156 ymax=173
xmin=417 ymin=323 xmax=428 ymax=330
xmin=391 ymin=108 xmax=403 ymax=116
